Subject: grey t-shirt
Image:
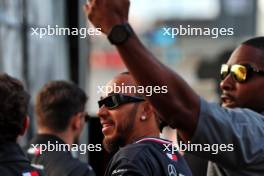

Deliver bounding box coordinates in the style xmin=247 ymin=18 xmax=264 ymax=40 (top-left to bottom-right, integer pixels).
xmin=190 ymin=98 xmax=264 ymax=176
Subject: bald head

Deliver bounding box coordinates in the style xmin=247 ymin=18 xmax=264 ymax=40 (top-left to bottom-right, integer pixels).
xmin=105 ymin=72 xmax=142 ymax=97
xmin=241 ymin=37 xmax=264 ymax=64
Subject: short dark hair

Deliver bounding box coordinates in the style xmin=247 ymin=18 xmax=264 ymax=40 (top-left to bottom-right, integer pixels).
xmin=0 ymin=74 xmax=30 ymax=143
xmin=242 ymin=37 xmax=264 ymax=52
xmin=35 ymin=81 xmax=88 ymax=132
xmin=119 ymin=71 xmax=166 ymax=131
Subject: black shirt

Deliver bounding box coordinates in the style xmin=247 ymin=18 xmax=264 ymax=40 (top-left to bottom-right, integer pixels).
xmin=105 ymin=137 xmax=192 ymax=176
xmin=27 ymin=134 xmax=95 ymax=176
xmin=0 ymin=142 xmax=45 ymax=176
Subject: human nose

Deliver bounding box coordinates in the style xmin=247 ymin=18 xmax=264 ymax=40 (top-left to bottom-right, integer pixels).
xmin=220 ymin=73 xmax=235 ymax=91
xmin=97 ymin=105 xmax=109 ymax=119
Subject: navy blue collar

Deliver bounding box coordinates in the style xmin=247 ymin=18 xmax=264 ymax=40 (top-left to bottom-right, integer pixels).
xmin=0 ymin=142 xmax=29 ymax=163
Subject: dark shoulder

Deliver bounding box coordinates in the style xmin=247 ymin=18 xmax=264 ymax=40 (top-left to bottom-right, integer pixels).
xmin=113 ymin=142 xmax=153 ymax=162
xmin=105 ymin=143 xmax=155 ymax=176
xmin=28 ymin=135 xmax=94 ymax=175
xmin=49 ymin=152 xmax=93 ymax=174
xmin=29 ymin=150 xmax=94 ymax=176
xmin=69 ymin=160 xmax=95 ymax=176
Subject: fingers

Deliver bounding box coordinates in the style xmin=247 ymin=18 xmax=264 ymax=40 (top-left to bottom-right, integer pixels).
xmin=96 ymin=0 xmax=104 ymax=4
xmin=83 ymin=4 xmax=89 ymax=13
xmin=86 ymin=0 xmax=95 ymax=4
xmin=83 ymin=0 xmax=130 ymax=34
xmin=83 ymin=3 xmax=90 ymax=17
xmin=84 ymin=0 xmax=105 ymax=21
xmin=83 ymin=0 xmax=102 ymax=15
xmin=89 ymin=0 xmax=103 ymax=6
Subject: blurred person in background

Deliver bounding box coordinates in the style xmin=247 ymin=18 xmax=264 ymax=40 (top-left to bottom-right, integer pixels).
xmin=97 ymin=72 xmax=192 ymax=176
xmin=27 ymin=81 xmax=95 ymax=176
xmin=85 ymin=0 xmax=264 ymax=175
xmin=0 ymin=73 xmax=44 ymax=176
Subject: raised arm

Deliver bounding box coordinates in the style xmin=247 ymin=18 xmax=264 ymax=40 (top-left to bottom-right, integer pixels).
xmin=85 ymin=0 xmax=200 ymax=140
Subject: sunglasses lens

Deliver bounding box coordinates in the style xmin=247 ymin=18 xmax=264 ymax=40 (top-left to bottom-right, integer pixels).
xmin=98 ymin=96 xmax=117 ymax=109
xmin=220 ymin=64 xmax=229 ymax=80
xmin=231 ymin=65 xmax=247 ymax=82
xmin=98 ymin=94 xmax=145 ymax=110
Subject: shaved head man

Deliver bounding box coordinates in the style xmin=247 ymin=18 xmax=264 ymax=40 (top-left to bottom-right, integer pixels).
xmin=97 ymin=72 xmax=192 ymax=176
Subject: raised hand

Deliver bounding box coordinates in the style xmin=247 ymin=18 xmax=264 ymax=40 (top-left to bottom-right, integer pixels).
xmin=84 ymin=0 xmax=130 ymax=34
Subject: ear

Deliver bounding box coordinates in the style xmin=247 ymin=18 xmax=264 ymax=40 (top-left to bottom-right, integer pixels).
xmin=141 ymin=102 xmax=155 ymax=120
xmin=20 ymin=116 xmax=29 ymax=135
xmin=71 ymin=113 xmax=82 ymax=131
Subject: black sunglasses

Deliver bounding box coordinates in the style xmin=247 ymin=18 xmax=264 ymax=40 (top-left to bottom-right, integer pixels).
xmin=220 ymin=64 xmax=264 ymax=83
xmin=98 ymin=93 xmax=145 ymax=109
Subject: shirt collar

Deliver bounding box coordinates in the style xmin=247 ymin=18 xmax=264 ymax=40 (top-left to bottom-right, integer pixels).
xmin=134 ymin=137 xmax=172 ymax=145
xmin=0 ymin=142 xmax=29 ymax=163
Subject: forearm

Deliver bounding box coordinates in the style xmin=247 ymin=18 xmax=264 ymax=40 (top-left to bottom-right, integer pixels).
xmin=116 ymin=31 xmax=200 ymax=139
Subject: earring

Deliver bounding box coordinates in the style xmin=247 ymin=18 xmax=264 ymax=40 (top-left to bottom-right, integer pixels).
xmin=141 ymin=115 xmax=146 ymax=121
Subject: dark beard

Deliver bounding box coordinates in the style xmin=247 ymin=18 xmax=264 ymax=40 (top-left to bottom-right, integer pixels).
xmin=103 ymin=120 xmax=135 ymax=153
xmin=102 ymin=103 xmax=139 ymax=153
xmin=103 ymin=134 xmax=125 ymax=154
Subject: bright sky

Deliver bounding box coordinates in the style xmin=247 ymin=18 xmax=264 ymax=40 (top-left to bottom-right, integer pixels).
xmin=130 ymin=0 xmax=220 ymax=22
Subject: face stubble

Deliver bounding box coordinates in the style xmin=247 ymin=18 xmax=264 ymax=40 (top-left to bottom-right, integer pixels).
xmin=103 ymin=103 xmax=139 ymax=153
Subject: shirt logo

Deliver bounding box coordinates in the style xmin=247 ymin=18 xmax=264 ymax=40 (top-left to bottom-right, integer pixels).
xmin=112 ymin=168 xmax=128 ymax=175
xmin=167 ymin=164 xmax=177 ymax=176
xmin=167 ymin=164 xmax=186 ymax=176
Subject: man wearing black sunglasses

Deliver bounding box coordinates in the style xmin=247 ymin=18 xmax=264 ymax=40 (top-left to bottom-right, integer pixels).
xmin=85 ymin=1 xmax=264 ymax=175
xmin=97 ymin=73 xmax=192 ymax=176
xmin=27 ymin=81 xmax=95 ymax=176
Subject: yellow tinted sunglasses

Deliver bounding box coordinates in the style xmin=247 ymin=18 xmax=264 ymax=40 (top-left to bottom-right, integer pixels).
xmin=220 ymin=64 xmax=264 ymax=83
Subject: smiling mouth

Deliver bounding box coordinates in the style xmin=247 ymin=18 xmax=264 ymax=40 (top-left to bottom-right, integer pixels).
xmin=221 ymin=95 xmax=236 ymax=107
xmin=101 ymin=123 xmax=114 ymax=135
